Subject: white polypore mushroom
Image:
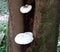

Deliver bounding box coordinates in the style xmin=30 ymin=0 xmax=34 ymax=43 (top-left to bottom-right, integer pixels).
xmin=20 ymin=4 xmax=32 ymax=13
xmin=14 ymin=32 xmax=34 ymax=45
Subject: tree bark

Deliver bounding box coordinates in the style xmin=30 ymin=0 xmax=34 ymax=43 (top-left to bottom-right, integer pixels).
xmin=8 ymin=0 xmax=59 ymax=52
xmin=8 ymin=0 xmax=24 ymax=52
xmin=32 ymin=0 xmax=58 ymax=52
xmin=25 ymin=0 xmax=59 ymax=52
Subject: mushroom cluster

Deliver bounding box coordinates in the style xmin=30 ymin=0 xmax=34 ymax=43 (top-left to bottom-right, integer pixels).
xmin=14 ymin=32 xmax=34 ymax=45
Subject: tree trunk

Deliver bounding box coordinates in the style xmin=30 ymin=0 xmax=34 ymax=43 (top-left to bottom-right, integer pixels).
xmin=7 ymin=0 xmax=24 ymax=52
xmin=8 ymin=0 xmax=59 ymax=52
xmin=33 ymin=0 xmax=58 ymax=52
xmin=24 ymin=0 xmax=59 ymax=52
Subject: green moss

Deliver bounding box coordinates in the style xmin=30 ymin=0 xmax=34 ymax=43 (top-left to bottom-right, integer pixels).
xmin=38 ymin=37 xmax=45 ymax=47
xmin=38 ymin=8 xmax=47 ymax=15
xmin=32 ymin=47 xmax=38 ymax=52
xmin=45 ymin=0 xmax=49 ymax=2
xmin=39 ymin=0 xmax=49 ymax=2
xmin=44 ymin=33 xmax=52 ymax=43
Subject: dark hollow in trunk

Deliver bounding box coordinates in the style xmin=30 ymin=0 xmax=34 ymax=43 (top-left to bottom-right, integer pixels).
xmin=21 ymin=0 xmax=35 ymax=52
xmin=23 ymin=0 xmax=35 ymax=32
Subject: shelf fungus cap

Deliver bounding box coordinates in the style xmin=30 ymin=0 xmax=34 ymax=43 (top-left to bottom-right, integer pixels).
xmin=20 ymin=4 xmax=32 ymax=13
xmin=14 ymin=32 xmax=34 ymax=45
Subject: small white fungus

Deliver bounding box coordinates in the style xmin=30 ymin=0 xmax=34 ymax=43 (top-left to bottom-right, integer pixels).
xmin=20 ymin=4 xmax=32 ymax=13
xmin=14 ymin=32 xmax=34 ymax=45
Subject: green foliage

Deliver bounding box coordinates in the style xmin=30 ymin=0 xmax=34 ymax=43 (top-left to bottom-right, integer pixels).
xmin=0 ymin=0 xmax=8 ymax=14
xmin=0 ymin=20 xmax=8 ymax=52
xmin=0 ymin=0 xmax=8 ymax=52
xmin=0 ymin=25 xmax=4 ymax=32
xmin=0 ymin=35 xmax=7 ymax=52
xmin=57 ymin=25 xmax=60 ymax=52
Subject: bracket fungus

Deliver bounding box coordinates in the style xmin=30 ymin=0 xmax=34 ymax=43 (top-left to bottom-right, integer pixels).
xmin=20 ymin=4 xmax=32 ymax=13
xmin=14 ymin=32 xmax=34 ymax=45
